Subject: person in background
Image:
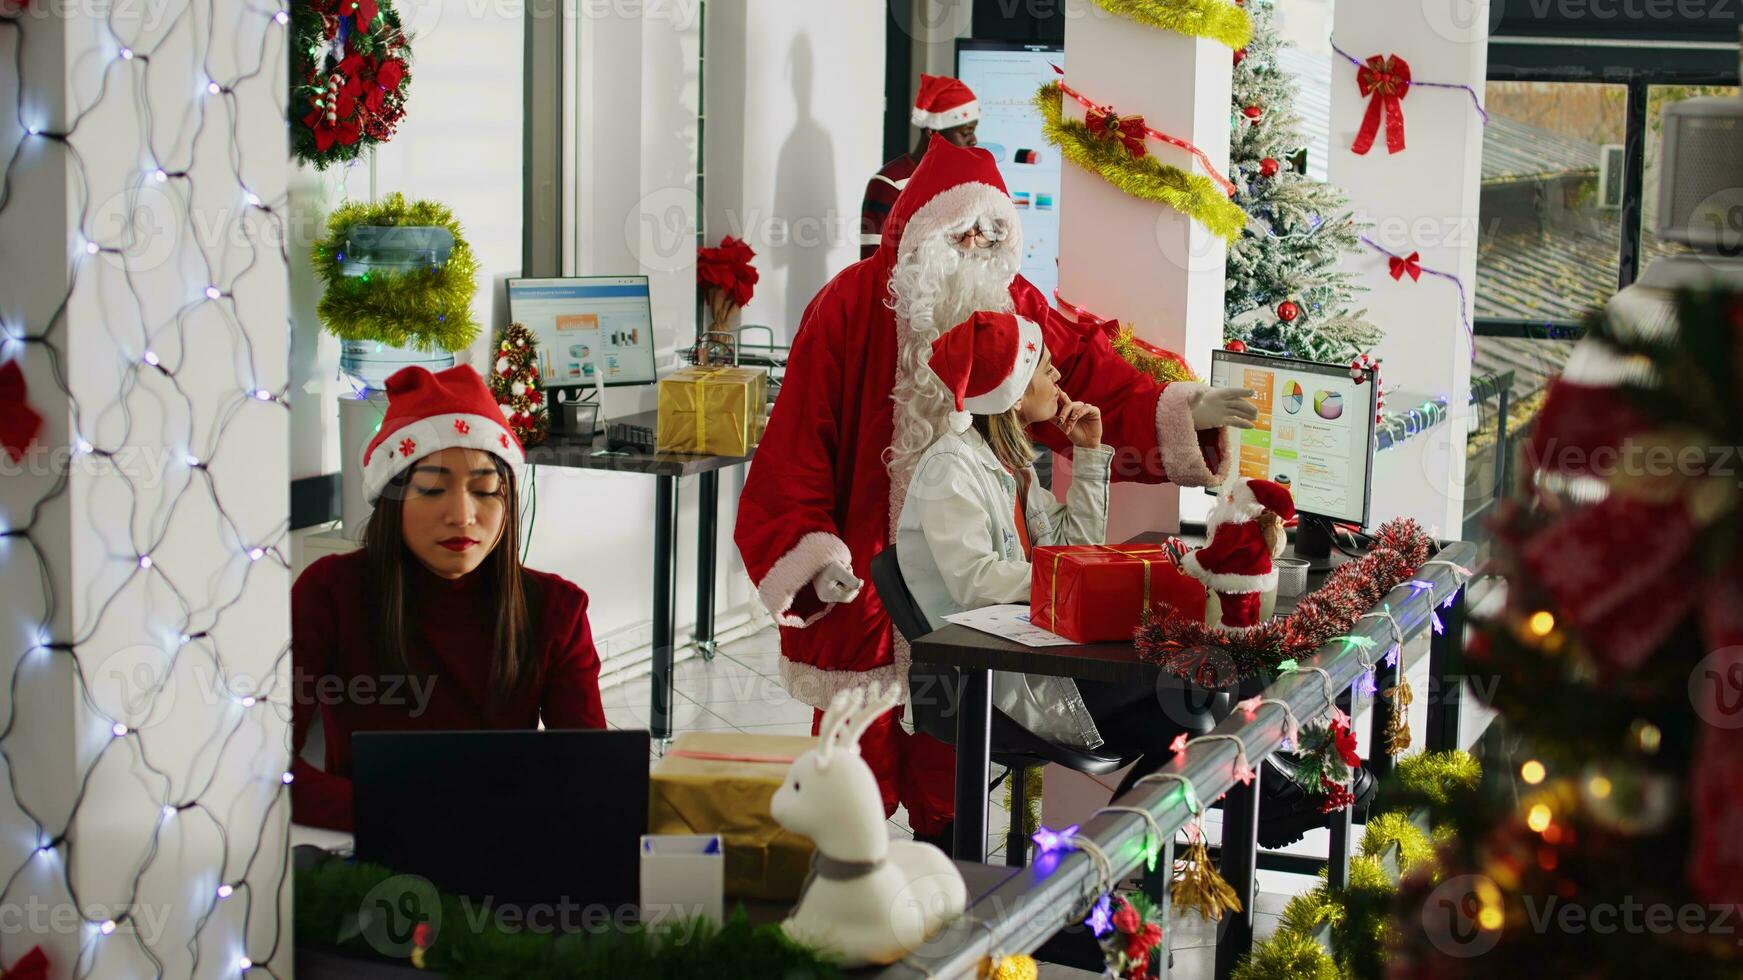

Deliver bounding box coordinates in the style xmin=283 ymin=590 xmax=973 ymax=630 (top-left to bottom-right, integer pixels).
xmin=859 ymin=74 xmax=980 ymax=260
xmin=290 ymin=365 xmax=605 ymax=831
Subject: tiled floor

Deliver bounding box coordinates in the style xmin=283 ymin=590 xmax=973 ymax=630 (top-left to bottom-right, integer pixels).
xmin=606 ymin=628 xmax=1341 ymax=978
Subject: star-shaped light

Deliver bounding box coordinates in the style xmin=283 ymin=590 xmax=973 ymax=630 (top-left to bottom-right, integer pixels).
xmin=1032 ymin=824 xmax=1080 ymax=855
xmin=1169 ymin=732 xmax=1189 ymax=754
xmin=1237 ymin=695 xmax=1263 ymax=716
xmin=1277 ymin=658 xmax=1298 ymax=673
xmin=1357 ymin=668 xmax=1378 ymax=698
xmin=1432 ymin=611 xmax=1445 ymax=635
xmin=1383 ymin=645 xmax=1400 ymax=668
xmin=1085 ymin=894 xmax=1114 ymax=937
xmin=1232 ymin=759 xmax=1257 ymax=785
xmin=1337 ymin=634 xmax=1377 ymax=656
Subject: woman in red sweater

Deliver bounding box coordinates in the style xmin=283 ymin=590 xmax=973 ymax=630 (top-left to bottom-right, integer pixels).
xmin=291 ymin=365 xmax=606 ymax=831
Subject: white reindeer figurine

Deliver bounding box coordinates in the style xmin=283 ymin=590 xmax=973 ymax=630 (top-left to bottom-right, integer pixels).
xmin=770 ymin=683 xmax=968 ymax=966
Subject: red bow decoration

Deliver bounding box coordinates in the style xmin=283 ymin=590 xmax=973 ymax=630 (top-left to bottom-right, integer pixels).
xmin=0 ymin=360 xmax=44 ymax=464
xmin=1352 ymin=54 xmax=1410 ymax=155
xmin=1085 ymin=105 xmax=1148 ymax=159
xmin=1 ymin=946 xmax=49 ymax=980
xmin=1388 ymin=250 xmax=1422 ymax=282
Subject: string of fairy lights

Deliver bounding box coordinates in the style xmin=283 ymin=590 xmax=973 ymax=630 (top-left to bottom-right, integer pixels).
xmin=0 ymin=0 xmax=298 ymax=974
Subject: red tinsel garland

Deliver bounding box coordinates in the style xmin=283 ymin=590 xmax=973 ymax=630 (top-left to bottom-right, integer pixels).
xmin=1134 ymin=517 xmax=1436 ymax=683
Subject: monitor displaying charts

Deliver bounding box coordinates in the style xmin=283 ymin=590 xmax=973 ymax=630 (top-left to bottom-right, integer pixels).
xmin=1209 ymin=349 xmax=1379 ymax=527
xmin=506 ymin=276 xmax=659 ymax=389
xmin=956 ymin=40 xmax=1064 ymax=302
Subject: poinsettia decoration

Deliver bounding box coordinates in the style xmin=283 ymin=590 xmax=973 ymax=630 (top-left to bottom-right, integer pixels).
xmin=1087 ymin=892 xmax=1166 ymax=980
xmin=1287 ymin=709 xmax=1362 ymax=813
xmin=696 ymin=236 xmax=759 ymax=335
xmin=290 ymin=0 xmax=413 ymax=169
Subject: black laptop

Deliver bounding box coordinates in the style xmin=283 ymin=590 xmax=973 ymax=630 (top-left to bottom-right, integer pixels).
xmin=352 ymin=729 xmax=650 ymax=912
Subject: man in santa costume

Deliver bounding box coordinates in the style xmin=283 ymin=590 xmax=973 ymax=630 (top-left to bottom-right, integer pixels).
xmin=858 ymin=74 xmax=981 ymax=261
xmin=1182 ymin=478 xmax=1296 ymax=630
xmin=736 ymin=135 xmax=1256 ymax=846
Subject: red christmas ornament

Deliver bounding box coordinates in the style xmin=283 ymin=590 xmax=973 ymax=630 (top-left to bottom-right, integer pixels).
xmin=1225 ymin=339 xmax=1247 ymax=353
xmin=1233 ymin=48 xmax=1246 ymax=66
xmin=1277 ymin=300 xmax=1299 ymax=323
xmin=1258 ymin=157 xmax=1279 ymax=177
xmin=1242 ymin=105 xmax=1261 ymax=122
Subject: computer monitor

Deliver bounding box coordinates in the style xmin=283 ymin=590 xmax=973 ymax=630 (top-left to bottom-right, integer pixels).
xmin=1208 ymin=348 xmax=1378 ymax=534
xmin=506 ymin=276 xmax=659 ymax=389
xmin=955 ymin=39 xmax=1064 ymax=302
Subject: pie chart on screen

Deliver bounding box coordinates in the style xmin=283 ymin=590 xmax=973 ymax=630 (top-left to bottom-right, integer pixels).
xmin=1281 ymin=381 xmax=1303 ymax=414
xmin=1314 ymin=390 xmax=1344 ymax=420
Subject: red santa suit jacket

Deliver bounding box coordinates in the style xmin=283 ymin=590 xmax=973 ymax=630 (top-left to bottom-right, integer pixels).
xmin=734 ymin=135 xmax=1234 ymax=709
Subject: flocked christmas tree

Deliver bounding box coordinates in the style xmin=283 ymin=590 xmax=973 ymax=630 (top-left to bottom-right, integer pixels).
xmin=1225 ymin=0 xmax=1379 ymax=362
xmin=490 ymin=321 xmax=549 ymax=448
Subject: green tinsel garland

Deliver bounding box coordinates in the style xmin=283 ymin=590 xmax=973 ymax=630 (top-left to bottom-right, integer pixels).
xmin=312 ymin=193 xmax=481 ymax=353
xmin=1084 ymin=0 xmax=1251 ymax=50
xmin=1035 ymin=83 xmax=1248 ymax=243
xmin=296 ymin=856 xmax=842 ymax=979
xmin=1393 ymin=750 xmax=1482 ymax=808
xmin=1359 ymin=811 xmax=1435 ymax=876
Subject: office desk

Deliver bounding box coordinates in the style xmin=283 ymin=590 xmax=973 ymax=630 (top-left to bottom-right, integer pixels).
xmin=525 ymin=410 xmax=755 ymax=741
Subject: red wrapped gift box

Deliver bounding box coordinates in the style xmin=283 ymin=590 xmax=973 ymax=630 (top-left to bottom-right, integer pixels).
xmin=1032 ymin=544 xmax=1209 ymax=643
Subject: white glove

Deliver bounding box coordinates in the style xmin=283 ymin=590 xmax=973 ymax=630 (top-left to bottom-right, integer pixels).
xmin=1188 ymin=387 xmax=1260 ymax=430
xmin=811 ymin=562 xmax=863 ymax=605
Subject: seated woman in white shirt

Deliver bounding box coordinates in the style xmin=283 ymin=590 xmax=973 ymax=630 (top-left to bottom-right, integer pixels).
xmin=894 ymin=311 xmax=1195 ymax=757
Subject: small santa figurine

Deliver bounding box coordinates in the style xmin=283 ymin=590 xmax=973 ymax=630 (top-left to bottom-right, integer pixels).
xmin=1181 ymin=478 xmax=1296 ymax=630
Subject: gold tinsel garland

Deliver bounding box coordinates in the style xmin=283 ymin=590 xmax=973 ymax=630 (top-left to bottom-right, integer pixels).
xmin=1036 ymin=82 xmax=1249 ymax=242
xmin=1111 ymin=325 xmax=1201 ymax=385
xmin=1084 ymin=0 xmax=1252 ymax=50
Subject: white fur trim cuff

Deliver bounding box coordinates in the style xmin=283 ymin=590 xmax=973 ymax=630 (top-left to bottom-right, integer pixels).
xmin=755 ymin=531 xmax=855 ymax=628
xmin=896 ymin=182 xmax=1023 ymax=265
xmin=363 ymin=412 xmax=526 ymax=502
xmin=780 ymin=658 xmax=907 ymax=712
xmin=1156 ymin=383 xmax=1230 ymax=488
xmin=1181 ymin=549 xmax=1278 ymax=595
xmin=911 ymin=101 xmax=980 ymax=130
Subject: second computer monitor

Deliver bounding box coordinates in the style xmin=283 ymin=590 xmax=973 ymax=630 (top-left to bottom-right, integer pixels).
xmin=506 ymin=276 xmax=659 ymax=390
xmin=1208 ymin=349 xmax=1379 ymax=528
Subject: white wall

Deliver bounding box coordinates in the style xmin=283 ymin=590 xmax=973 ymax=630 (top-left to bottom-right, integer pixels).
xmin=703 ymin=0 xmax=886 ymax=342
xmin=1 ymin=0 xmax=291 ymax=973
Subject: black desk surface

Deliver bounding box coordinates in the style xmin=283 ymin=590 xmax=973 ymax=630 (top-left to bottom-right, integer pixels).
xmin=910 ymin=532 xmax=1356 ymax=686
xmin=523 ymin=409 xmax=756 ymax=477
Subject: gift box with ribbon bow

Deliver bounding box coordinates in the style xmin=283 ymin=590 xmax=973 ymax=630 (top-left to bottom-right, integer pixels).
xmin=654 ymin=365 xmax=766 ymax=456
xmin=648 ymin=731 xmax=816 ymax=901
xmin=1031 ymin=544 xmax=1211 ymax=644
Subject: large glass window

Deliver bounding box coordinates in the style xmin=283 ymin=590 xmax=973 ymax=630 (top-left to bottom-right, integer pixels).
xmin=1474 ymin=81 xmax=1628 ymax=327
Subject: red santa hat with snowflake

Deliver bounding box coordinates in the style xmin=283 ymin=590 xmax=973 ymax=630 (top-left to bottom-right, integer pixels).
xmin=911 ymin=74 xmax=979 ymax=131
xmin=928 ymin=311 xmax=1046 ymax=433
xmin=1181 ymin=478 xmax=1296 ymax=630
xmin=362 ymin=365 xmax=526 ymax=502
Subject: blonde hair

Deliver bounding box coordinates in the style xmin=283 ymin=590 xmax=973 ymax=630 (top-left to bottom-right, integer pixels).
xmin=971 ymin=407 xmax=1036 ymax=479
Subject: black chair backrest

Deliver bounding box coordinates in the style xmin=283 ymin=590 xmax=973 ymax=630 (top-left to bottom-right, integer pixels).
xmin=869 ymin=546 xmax=931 ymax=643
xmin=868 ymin=546 xmax=960 ymax=744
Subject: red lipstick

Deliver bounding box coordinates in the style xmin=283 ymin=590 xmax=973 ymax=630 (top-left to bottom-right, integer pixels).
xmin=438 ymin=537 xmax=479 ymax=552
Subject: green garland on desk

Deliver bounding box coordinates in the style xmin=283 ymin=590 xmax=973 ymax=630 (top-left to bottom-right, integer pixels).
xmin=311 ymin=193 xmax=481 ymax=353
xmin=1035 ymin=82 xmax=1248 ymax=243
xmin=1084 ymin=0 xmax=1252 ymax=49
xmin=296 ymin=857 xmax=842 ymax=979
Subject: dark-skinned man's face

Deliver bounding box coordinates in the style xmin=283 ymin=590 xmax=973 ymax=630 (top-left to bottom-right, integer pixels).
xmin=939 ymin=120 xmax=978 ymax=148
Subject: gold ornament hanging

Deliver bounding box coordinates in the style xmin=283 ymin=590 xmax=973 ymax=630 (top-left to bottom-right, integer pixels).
xmin=1384 ymin=678 xmax=1414 ymax=755
xmin=982 ymin=952 xmax=1039 ymax=980
xmin=1172 ymin=833 xmax=1242 ymax=920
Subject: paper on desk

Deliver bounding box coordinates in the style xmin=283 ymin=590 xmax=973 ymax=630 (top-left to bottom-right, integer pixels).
xmin=942 ymin=605 xmax=1076 ymax=647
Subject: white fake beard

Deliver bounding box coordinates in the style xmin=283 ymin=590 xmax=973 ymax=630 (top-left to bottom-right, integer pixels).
xmin=884 ymin=229 xmax=1021 ymax=534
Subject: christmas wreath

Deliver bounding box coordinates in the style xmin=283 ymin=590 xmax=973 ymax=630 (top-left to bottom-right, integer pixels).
xmin=1036 ymin=82 xmax=1248 ymax=242
xmin=290 ymin=0 xmax=412 ymax=170
xmin=310 ymin=193 xmax=480 ymax=352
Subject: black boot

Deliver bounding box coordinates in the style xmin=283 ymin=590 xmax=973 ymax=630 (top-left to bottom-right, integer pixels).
xmin=1256 ymin=757 xmax=1377 ymax=849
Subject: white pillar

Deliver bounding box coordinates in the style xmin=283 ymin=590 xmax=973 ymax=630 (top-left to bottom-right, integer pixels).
xmin=1326 ymin=0 xmax=1489 ymax=534
xmin=1057 ymin=0 xmax=1232 ymax=538
xmin=0 ymin=2 xmax=291 ymax=975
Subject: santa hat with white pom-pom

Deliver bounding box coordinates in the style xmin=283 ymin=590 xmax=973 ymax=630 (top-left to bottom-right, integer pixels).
xmin=927 ymin=310 xmax=1046 ymax=434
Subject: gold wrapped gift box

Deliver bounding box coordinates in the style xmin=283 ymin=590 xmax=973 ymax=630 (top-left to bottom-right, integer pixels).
xmin=654 ymin=366 xmax=766 ymax=456
xmin=648 ymin=732 xmax=816 ymax=901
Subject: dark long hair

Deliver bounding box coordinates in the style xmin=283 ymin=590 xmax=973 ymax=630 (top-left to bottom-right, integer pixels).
xmin=363 ymin=456 xmax=538 ymax=704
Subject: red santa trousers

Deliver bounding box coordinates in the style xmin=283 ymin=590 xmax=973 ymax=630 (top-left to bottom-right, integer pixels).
xmin=810 ymin=706 xmax=956 ymax=836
